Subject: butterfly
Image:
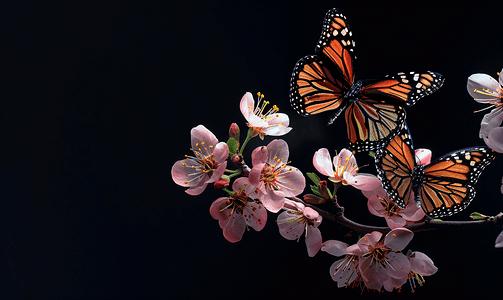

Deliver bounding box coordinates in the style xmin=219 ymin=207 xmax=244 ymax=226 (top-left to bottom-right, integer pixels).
xmin=289 ymin=8 xmax=445 ymax=152
xmin=375 ymin=124 xmax=496 ymax=218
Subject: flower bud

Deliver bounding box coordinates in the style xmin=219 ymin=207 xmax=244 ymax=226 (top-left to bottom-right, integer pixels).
xmin=214 ymin=175 xmax=230 ymax=189
xmin=228 ymin=123 xmax=240 ymax=144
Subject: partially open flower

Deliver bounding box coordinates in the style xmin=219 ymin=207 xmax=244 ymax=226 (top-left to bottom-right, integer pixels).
xmin=240 ymin=92 xmax=292 ymax=139
xmin=171 ymin=125 xmax=228 ymax=195
xmin=313 ymin=148 xmax=380 ymax=191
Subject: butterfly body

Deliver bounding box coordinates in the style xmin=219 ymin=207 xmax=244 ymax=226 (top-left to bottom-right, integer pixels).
xmin=290 ymin=8 xmax=444 ymax=152
xmin=375 ymin=126 xmax=496 ymax=218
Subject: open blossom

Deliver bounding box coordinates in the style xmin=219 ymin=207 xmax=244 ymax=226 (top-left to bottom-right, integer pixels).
xmin=209 ymin=177 xmax=267 ymax=243
xmin=249 ymin=139 xmax=305 ymax=213
xmin=322 ymin=228 xmax=415 ymax=292
xmin=467 ymin=69 xmax=503 ymax=153
xmin=240 ymin=92 xmax=292 ymax=139
xmin=171 ymin=125 xmax=228 ymax=195
xmin=364 ymin=185 xmax=425 ymax=229
xmin=277 ymin=199 xmax=322 ymax=257
xmin=363 ymin=148 xmax=429 ymax=228
xmin=313 ymin=148 xmax=380 ymax=191
xmin=355 ymin=228 xmax=413 ymax=291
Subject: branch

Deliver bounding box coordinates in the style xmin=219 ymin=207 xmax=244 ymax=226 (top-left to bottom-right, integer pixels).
xmin=306 ymin=203 xmax=503 ymax=234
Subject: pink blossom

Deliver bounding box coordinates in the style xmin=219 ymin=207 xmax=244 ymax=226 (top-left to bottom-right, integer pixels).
xmin=353 ymin=228 xmax=413 ymax=291
xmin=240 ymin=92 xmax=292 ymax=139
xmin=209 ymin=177 xmax=267 ymax=243
xmin=249 ymin=139 xmax=305 ymax=213
xmin=312 ymin=148 xmax=381 ymax=191
xmin=364 ymin=185 xmax=425 ymax=229
xmin=277 ymin=199 xmax=322 ymax=257
xmin=171 ymin=125 xmax=229 ymax=195
xmin=467 ymin=69 xmax=503 ymax=152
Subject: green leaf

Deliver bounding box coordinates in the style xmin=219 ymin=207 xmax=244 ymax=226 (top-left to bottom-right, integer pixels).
xmin=310 ymin=184 xmax=322 ymax=197
xmin=226 ymin=137 xmax=239 ymax=155
xmin=368 ymin=151 xmax=376 ymax=158
xmin=306 ymin=172 xmax=321 ymax=185
xmin=470 ymin=212 xmax=488 ymax=220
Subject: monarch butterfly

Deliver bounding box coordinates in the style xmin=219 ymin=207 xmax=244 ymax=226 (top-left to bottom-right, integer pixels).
xmin=289 ymin=8 xmax=445 ymax=152
xmin=375 ymin=124 xmax=496 ymax=218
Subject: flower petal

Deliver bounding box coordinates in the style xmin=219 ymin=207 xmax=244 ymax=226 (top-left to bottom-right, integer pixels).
xmin=385 ymin=215 xmax=407 ymax=229
xmin=334 ymin=149 xmax=358 ymax=176
xmin=345 ymin=173 xmax=381 ymax=191
xmin=313 ymin=148 xmax=336 ymax=177
xmin=277 ymin=165 xmax=305 ymax=197
xmin=260 ymin=189 xmax=285 ymax=213
xmin=240 ymin=92 xmax=268 ymax=127
xmin=209 ymin=197 xmax=231 ymax=223
xmin=249 ymin=163 xmax=266 ymax=191
xmin=212 ymin=142 xmax=229 ymax=164
xmin=329 ymin=257 xmax=359 ymax=287
xmin=409 ymin=251 xmax=438 ymax=276
xmin=191 ymin=124 xmax=218 ymax=154
xmin=415 ymin=148 xmax=432 ymax=165
xmin=321 ymin=240 xmax=348 ymax=257
xmin=243 ymin=202 xmax=267 ymax=232
xmin=251 ymin=146 xmax=269 ymax=166
xmin=266 ymin=139 xmax=289 ymax=164
xmin=384 ymin=228 xmax=413 ymax=251
xmin=221 ymin=210 xmax=247 ymax=243
xmin=306 ymin=226 xmax=322 ymax=257
xmin=480 ymin=109 xmax=503 ymax=139
xmin=484 ymin=126 xmax=503 ymax=153
xmin=386 ymin=252 xmax=411 ymax=279
xmin=467 ymin=73 xmax=501 ymax=102
xmin=206 ymin=161 xmax=227 ymax=183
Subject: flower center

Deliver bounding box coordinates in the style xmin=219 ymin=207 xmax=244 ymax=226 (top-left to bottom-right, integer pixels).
xmin=363 ymin=241 xmax=390 ymax=266
xmin=252 ymin=92 xmax=279 ymax=121
xmin=378 ymin=193 xmax=402 ymax=217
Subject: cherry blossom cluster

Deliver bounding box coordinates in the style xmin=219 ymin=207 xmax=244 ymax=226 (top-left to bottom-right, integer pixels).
xmin=172 ymin=79 xmax=503 ymax=293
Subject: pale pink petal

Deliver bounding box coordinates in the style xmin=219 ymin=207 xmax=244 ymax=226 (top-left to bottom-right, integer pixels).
xmin=321 ymin=240 xmax=348 ymax=257
xmin=209 ymin=197 xmax=231 ymax=222
xmin=329 ymin=257 xmax=359 ymax=287
xmin=386 ymin=252 xmax=411 ymax=279
xmin=384 ymin=228 xmax=413 ymax=251
xmin=171 ymin=159 xmax=202 ymax=187
xmin=221 ymin=210 xmax=247 ymax=243
xmin=366 ymin=192 xmax=386 ymax=217
xmin=251 ymin=146 xmax=269 ymax=166
xmin=385 ymin=215 xmax=407 ymax=229
xmin=357 ymin=231 xmax=382 ymax=252
xmin=190 ymin=124 xmax=218 ymax=152
xmin=495 ymin=230 xmax=503 ymax=248
xmin=185 ymin=181 xmax=208 ymax=196
xmin=266 ymin=139 xmax=289 ymax=164
xmin=467 ymin=73 xmax=501 ymax=102
xmin=282 ymin=198 xmax=302 ymax=210
xmin=415 ymin=148 xmax=432 ymax=165
xmin=499 ymin=68 xmax=503 ymax=86
xmin=400 ymin=199 xmax=425 ymax=222
xmin=409 ymin=251 xmax=438 ymax=276
xmin=212 ymin=142 xmax=229 ymax=164
xmin=306 ymin=226 xmax=322 ymax=257
xmin=240 ymin=92 xmax=267 ymax=127
xmin=205 ymin=161 xmax=227 ymax=184
xmin=260 ymin=189 xmax=285 ymax=213
xmin=383 ymin=275 xmax=407 ymax=292
xmin=248 ymin=163 xmax=266 ymax=192
xmin=345 ymin=173 xmax=381 ymax=191
xmin=480 ymin=110 xmax=503 ymax=139
xmin=261 ymin=125 xmax=293 ymax=136
xmin=346 ymin=243 xmax=364 ymax=256
xmin=243 ymin=202 xmax=267 ymax=231
xmin=277 ymin=166 xmax=305 ymax=197
xmin=484 ymin=126 xmax=503 ymax=153
xmin=335 ymin=149 xmax=358 ymax=176
xmin=261 ymin=113 xmax=292 ymax=136
xmin=313 ymin=148 xmax=336 ymax=177
xmin=277 ymin=210 xmax=305 ymax=240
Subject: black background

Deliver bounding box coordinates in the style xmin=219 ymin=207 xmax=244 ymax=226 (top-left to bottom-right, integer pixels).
xmin=3 ymin=1 xmax=503 ymax=299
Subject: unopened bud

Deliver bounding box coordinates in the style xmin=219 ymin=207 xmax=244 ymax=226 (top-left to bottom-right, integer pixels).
xmin=229 ymin=123 xmax=240 ymax=144
xmin=214 ymin=175 xmax=230 ymax=189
